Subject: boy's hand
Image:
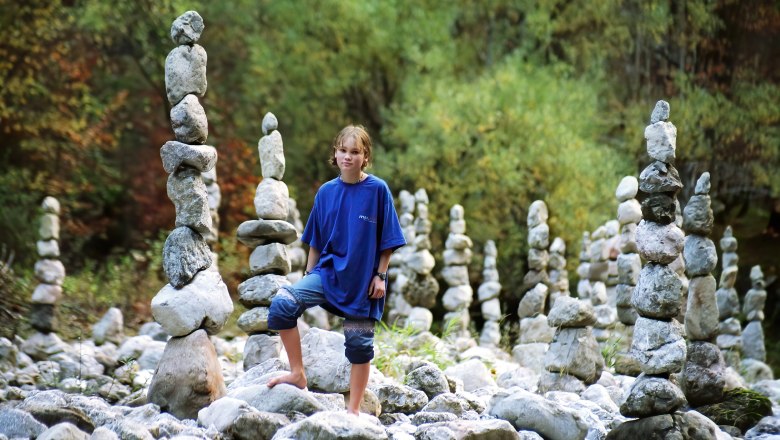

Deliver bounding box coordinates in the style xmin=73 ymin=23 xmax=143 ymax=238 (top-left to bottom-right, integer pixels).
xmin=368 ymin=276 xmax=386 ymax=299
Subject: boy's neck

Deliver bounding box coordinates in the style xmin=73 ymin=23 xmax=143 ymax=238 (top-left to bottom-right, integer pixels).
xmin=340 ymin=170 xmax=365 ymax=184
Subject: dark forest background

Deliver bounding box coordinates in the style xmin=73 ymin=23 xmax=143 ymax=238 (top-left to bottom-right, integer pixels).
xmin=1 ymin=0 xmax=778 ymax=370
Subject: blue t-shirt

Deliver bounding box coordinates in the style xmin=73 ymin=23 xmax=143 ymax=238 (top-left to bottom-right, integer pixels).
xmin=302 ymin=174 xmax=406 ymax=321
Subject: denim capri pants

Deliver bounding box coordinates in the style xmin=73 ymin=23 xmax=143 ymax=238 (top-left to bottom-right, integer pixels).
xmin=267 ymin=273 xmax=376 ymax=364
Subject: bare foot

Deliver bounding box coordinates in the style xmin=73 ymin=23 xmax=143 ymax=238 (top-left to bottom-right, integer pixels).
xmin=266 ymin=371 xmax=307 ymax=389
xmin=346 ymin=408 xmax=360 ymax=416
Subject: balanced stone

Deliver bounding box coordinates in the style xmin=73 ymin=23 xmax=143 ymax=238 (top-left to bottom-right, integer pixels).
xmin=528 ymin=224 xmax=550 ymax=249
xmin=650 ymin=100 xmax=670 ymax=124
xmin=682 ymin=195 xmax=713 ymax=235
xmin=519 ymin=314 xmax=554 ymax=344
xmin=517 ymin=283 xmax=548 ymax=318
xmin=549 ymin=236 xmax=565 ymax=254
xmin=716 ymin=287 xmax=739 ymax=320
xmin=30 ymin=303 xmax=56 ymax=332
xmin=444 ymin=233 xmax=473 ymax=250
xmin=443 ymin=248 xmax=472 ymax=266
xmin=631 ymin=317 xmax=686 ymax=374
xmin=170 ymin=95 xmax=208 ymax=145
xmin=640 ymin=193 xmax=676 ymax=225
xmin=477 ymin=281 xmax=501 ymax=301
xmin=619 ymin=223 xmax=638 ymax=253
xmin=617 ymin=253 xmax=641 ymax=285
xmin=616 ymin=176 xmax=639 ymax=202
xmin=414 ymin=234 xmax=432 ymax=250
xmin=720 ymin=226 xmax=737 ymax=252
xmin=170 ymin=10 xmax=204 ymax=45
xmin=163 ymin=226 xmax=212 ymax=288
xmin=718 ymin=316 xmax=741 ymax=335
xmin=544 ymin=328 xmax=604 ymax=383
xmin=31 ymin=284 xmax=63 ymax=304
xmin=442 ymin=285 xmax=473 ymax=311
xmin=237 ymin=307 xmax=270 ymax=334
xmin=617 ymin=306 xmax=638 ymax=325
xmin=151 ymin=269 xmax=233 ymax=336
xmin=168 ymin=167 xmax=212 ymax=234
xmin=236 ymin=219 xmax=298 ymax=247
xmin=684 ymin=275 xmax=719 ymax=340
xmin=41 ymin=196 xmax=61 ymax=214
xmin=259 ymin=130 xmax=285 ymax=180
xmin=39 ymin=213 xmax=59 ymax=240
xmin=238 ymin=274 xmax=290 ymax=307
xmin=750 ymin=265 xmax=765 ymax=287
xmin=547 ymin=296 xmax=596 ymax=327
xmin=682 ymin=235 xmax=717 ymax=277
xmin=148 ymin=329 xmax=226 ymax=420
xmin=620 ymin=374 xmax=686 ymax=417
xmin=36 ymin=239 xmax=59 ymax=258
xmin=631 ymin=263 xmax=682 ymax=319
xmin=719 ymin=266 xmax=738 ymax=289
xmin=742 ymin=321 xmax=766 ymax=361
xmin=680 ymin=341 xmax=725 ymax=406
xmin=615 ymin=284 xmax=634 ymax=308
xmin=261 ymin=112 xmax=278 ymax=135
xmin=253 ymin=178 xmax=289 ymax=220
xmin=694 ymin=172 xmax=710 ymax=195
xmin=441 ymin=265 xmax=469 ymax=286
xmin=645 ymin=121 xmax=677 ymax=163
xmin=161 ymin=141 xmax=217 ymax=174
xmin=617 ymin=199 xmax=642 ymax=225
xmin=636 ymin=220 xmax=684 ymax=264
xmin=34 ymin=259 xmax=65 ymax=285
xmin=527 ymin=200 xmax=548 ymax=228
xmin=639 ymin=161 xmax=682 ymax=194
xmin=249 ymin=243 xmax=291 ymax=275
xmin=407 ymin=307 xmax=434 ymax=332
xmin=407 ymin=249 xmax=435 ymax=275
xmin=165 ymin=44 xmax=207 ymax=106
xmin=527 ymin=249 xmax=549 ymax=271
xmin=743 ymin=287 xmax=767 ymax=321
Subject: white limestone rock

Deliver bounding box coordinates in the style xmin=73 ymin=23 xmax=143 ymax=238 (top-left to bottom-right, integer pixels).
xmin=258 ymin=130 xmax=285 ymax=180
xmin=151 ymin=270 xmax=233 ymax=336
xmin=36 ymin=239 xmax=59 ymax=258
xmin=253 ymin=178 xmax=289 ymax=220
xmin=238 ymin=274 xmax=290 ymax=307
xmin=34 ymin=259 xmax=65 ymax=285
xmin=615 ymin=176 xmax=639 ymax=202
xmin=631 ymin=317 xmax=687 ymax=374
xmin=645 ymin=121 xmax=677 ymax=163
xmin=167 ymin=167 xmax=212 ymax=235
xmin=93 ymin=307 xmax=124 ymax=346
xmin=236 ymin=307 xmax=270 ymax=334
xmin=39 ymin=213 xmax=60 ymax=240
xmin=527 ymin=200 xmax=548 ymax=229
xmin=636 ymin=220 xmax=684 ymax=264
xmin=170 ymin=95 xmax=208 ymax=145
xmin=31 ymin=284 xmax=62 ymax=305
xmin=249 ymin=243 xmax=291 ymax=275
xmin=161 ymin=141 xmax=216 ymax=174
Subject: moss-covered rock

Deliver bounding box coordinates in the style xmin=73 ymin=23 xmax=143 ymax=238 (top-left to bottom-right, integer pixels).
xmin=696 ymin=388 xmax=772 ymax=432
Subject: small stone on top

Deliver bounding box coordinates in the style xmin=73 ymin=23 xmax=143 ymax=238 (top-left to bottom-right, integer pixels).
xmin=262 ymin=112 xmax=278 ymax=135
xmin=171 ymin=11 xmax=205 ymax=45
xmin=650 ymin=100 xmax=670 ymax=124
xmin=694 ymin=172 xmax=711 ymax=195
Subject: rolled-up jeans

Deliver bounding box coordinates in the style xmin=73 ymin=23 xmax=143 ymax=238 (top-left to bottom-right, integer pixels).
xmin=268 ymin=273 xmax=376 ymax=364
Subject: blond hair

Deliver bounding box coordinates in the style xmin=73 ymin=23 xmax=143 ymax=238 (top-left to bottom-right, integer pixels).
xmin=330 ymin=125 xmax=372 ymax=170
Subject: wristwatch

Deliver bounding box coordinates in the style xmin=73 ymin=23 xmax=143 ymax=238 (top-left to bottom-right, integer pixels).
xmin=375 ymin=272 xmax=387 ymax=281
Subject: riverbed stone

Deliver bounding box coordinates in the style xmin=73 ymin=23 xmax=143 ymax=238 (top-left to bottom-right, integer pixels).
xmin=548 ymin=296 xmax=596 ymax=327
xmin=645 ymin=121 xmax=677 ymax=163
xmin=631 ymin=317 xmax=687 ymax=374
xmin=248 ymin=243 xmax=291 ymax=275
xmin=620 ymin=374 xmax=686 ymax=417
xmin=683 ymin=195 xmax=714 ymax=235
xmin=170 ymin=10 xmax=204 ymax=44
xmin=151 ymin=269 xmax=233 ymax=336
xmin=616 ymin=176 xmax=639 ymax=202
xmin=236 ymin=219 xmax=298 ymax=248
xmin=632 ymin=263 xmax=682 ymax=319
xmin=39 ymin=213 xmax=60 ymax=240
xmin=259 ymin=130 xmax=285 ymax=180
xmin=165 ymin=44 xmax=207 ymax=106
xmin=253 ymin=178 xmax=289 ymax=220
xmin=163 ymin=226 xmax=211 ymax=288
xmin=37 ymin=239 xmax=59 ymax=258
xmin=34 ymin=259 xmax=66 ymax=285
xmin=639 ymin=161 xmax=682 ymax=194
xmin=683 ymin=235 xmax=717 ymax=277
xmin=636 ymin=220 xmax=684 ymax=264
xmin=167 ymin=167 xmax=212 ymax=234
xmin=170 ymin=95 xmax=208 ymax=144
xmin=238 ymin=274 xmax=290 ymax=307
xmin=641 ymin=193 xmax=676 ymax=225
xmin=680 ymin=341 xmax=725 ymax=406
xmin=161 ymin=142 xmax=216 ymax=174
xmin=685 ymin=275 xmax=719 ymax=340
xmin=544 ymin=328 xmax=604 ymax=383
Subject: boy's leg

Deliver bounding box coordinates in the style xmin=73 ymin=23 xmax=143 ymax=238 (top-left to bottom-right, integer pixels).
xmin=343 ymin=319 xmax=376 ymax=415
xmin=266 ymin=274 xmax=327 ymax=389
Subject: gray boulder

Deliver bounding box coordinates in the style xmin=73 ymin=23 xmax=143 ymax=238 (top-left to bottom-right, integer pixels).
xmin=544 ymin=328 xmax=604 ymax=383
xmin=547 ymin=296 xmax=596 ymax=327
xmin=683 ymin=235 xmax=717 ymax=277
xmin=680 ymin=341 xmax=725 ymax=406
xmin=0 ymin=408 xmax=47 ymax=439
xmin=151 ymin=269 xmax=233 ymax=336
xmin=162 ymin=226 xmax=211 ymax=288
xmin=34 ymin=258 xmax=66 ymax=285
xmin=639 ymin=161 xmax=683 ymax=193
xmin=620 ymin=374 xmax=687 ymax=417
xmin=160 ymin=141 xmax=216 ymax=174
xmin=237 ymin=219 xmax=298 ymax=248
xmin=632 ymin=316 xmax=687 ymax=374
xmin=415 ymin=419 xmax=520 ymax=440
xmin=685 ymin=275 xmax=719 ymax=340
xmin=371 ymin=382 xmax=428 ymax=414
xmin=254 ymin=178 xmax=289 ymax=220
xmin=37 ymin=422 xmax=90 ymax=440
xmin=631 ymin=263 xmax=682 ymax=319
xmin=170 ymin=11 xmax=204 ymax=45
xmin=271 ymin=411 xmax=387 ymax=439
xmin=165 ymin=44 xmax=207 ymax=106
xmin=170 ymin=95 xmax=208 ymax=144
xmin=636 ymin=220 xmax=684 ymax=264
xmin=167 ymin=167 xmax=212 ymax=234
xmin=489 ymin=388 xmax=589 ymax=440
xmin=683 ymin=195 xmax=714 ymax=235
xmin=301 ymin=328 xmax=351 ymax=393
xmin=406 ymin=365 xmax=449 ymax=399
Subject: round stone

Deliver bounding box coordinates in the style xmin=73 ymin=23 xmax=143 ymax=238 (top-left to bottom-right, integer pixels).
xmin=636 ymin=220 xmax=684 ymax=264
xmin=616 ymin=176 xmax=639 ymax=202
xmin=683 ymin=235 xmax=717 ymax=277
xmin=632 ymin=263 xmax=682 ymax=319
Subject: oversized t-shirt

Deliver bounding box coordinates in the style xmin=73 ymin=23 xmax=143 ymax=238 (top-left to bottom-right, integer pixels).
xmin=302 ymin=174 xmax=406 ymax=321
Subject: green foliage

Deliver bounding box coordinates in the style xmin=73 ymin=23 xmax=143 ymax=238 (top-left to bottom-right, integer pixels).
xmin=697 ymin=388 xmax=773 ymax=432
xmin=374 ymin=321 xmax=455 ymax=380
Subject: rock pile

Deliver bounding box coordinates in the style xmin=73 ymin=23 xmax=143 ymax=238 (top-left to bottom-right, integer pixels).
xmin=285 ymin=198 xmax=307 ymax=284
xmin=386 ymin=190 xmax=416 ymax=326
xmin=236 ymin=112 xmax=298 ymax=369
xmin=540 ymin=296 xmax=604 ymax=392
xmin=587 ymin=225 xmax=609 ymax=309
xmin=441 ymin=204 xmax=473 ymax=337
xmin=590 ymin=223 xmax=618 ymax=344
xmin=621 ymin=100 xmax=688 ymax=423
xmin=513 ymin=201 xmax=554 ymax=372
xmin=741 ymin=265 xmax=773 ymax=382
xmin=716 ymin=226 xmax=742 ymax=368
xmin=614 ymin=176 xmax=642 ymax=376
xmin=547 ymin=237 xmax=570 ymax=307
xmin=30 ymin=196 xmax=65 ymax=335
xmin=149 ymin=11 xmax=233 ymax=419
xmin=399 ymin=189 xmax=439 ymax=332
xmin=478 ymin=240 xmax=502 ymax=347
xmin=680 ymin=172 xmax=726 ymax=407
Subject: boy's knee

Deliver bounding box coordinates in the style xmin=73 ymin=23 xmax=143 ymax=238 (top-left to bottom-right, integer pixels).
xmin=268 ymin=288 xmax=301 ymax=330
xmin=344 ymin=320 xmax=375 ymax=364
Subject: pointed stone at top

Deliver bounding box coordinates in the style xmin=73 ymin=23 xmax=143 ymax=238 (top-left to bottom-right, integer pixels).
xmin=550 ymin=237 xmax=566 ymax=254
xmin=694 ymin=172 xmax=711 ymax=195
xmin=42 ymin=196 xmax=60 ymax=214
xmin=527 ymin=200 xmax=548 ymax=228
xmin=262 ymin=112 xmax=278 ymax=135
xmin=650 ymin=100 xmax=670 ymax=124
xmin=450 ymin=204 xmax=464 ymax=221
xmin=750 ymin=265 xmax=764 ymax=284
xmin=171 ymin=11 xmax=205 ymax=45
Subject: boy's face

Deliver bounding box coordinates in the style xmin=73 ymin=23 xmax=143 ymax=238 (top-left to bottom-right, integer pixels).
xmin=335 ymin=136 xmax=366 ymax=174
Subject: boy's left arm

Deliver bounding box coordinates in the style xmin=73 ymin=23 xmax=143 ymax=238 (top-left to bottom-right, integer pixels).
xmin=368 ymin=248 xmax=393 ymax=299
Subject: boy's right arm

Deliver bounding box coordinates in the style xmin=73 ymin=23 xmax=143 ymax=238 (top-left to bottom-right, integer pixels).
xmin=305 ymin=247 xmax=321 ymax=273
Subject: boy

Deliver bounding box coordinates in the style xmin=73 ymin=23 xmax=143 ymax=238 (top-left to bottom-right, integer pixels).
xmin=267 ymin=125 xmax=406 ymax=415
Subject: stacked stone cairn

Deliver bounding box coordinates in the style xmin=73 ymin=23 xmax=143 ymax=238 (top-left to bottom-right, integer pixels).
xmin=716 ymin=226 xmax=742 ymax=368
xmin=679 ymin=172 xmax=726 ymax=407
xmin=149 ymin=11 xmax=234 ymax=419
xmin=478 ymin=240 xmax=502 ymax=347
xmin=604 ymin=219 xmax=621 ymax=305
xmin=547 ymin=237 xmax=570 ymax=307
xmin=285 ymin=197 xmax=307 ymax=284
xmin=235 ymin=112 xmax=299 ymax=369
xmin=742 ymin=265 xmax=770 ymax=372
xmin=30 ymin=196 xmax=65 ymax=334
xmin=400 ymin=189 xmax=438 ymax=332
xmin=613 ymin=176 xmax=643 ymax=375
xmin=202 ymin=165 xmax=220 ymax=267
xmin=540 ymin=296 xmax=604 ymax=393
xmin=619 ymin=100 xmax=688 ymax=421
xmin=386 ymin=190 xmax=416 ymax=326
xmin=671 ymin=200 xmax=689 ymax=323
xmin=512 ymin=201 xmax=554 ymax=372
xmin=441 ymin=204 xmax=473 ymax=338
xmin=576 ymin=231 xmax=592 ymax=300
xmin=588 ymin=225 xmax=616 ymax=344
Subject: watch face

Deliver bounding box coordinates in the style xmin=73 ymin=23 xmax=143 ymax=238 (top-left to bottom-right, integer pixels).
xmin=377 ymin=272 xmax=387 ymax=281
